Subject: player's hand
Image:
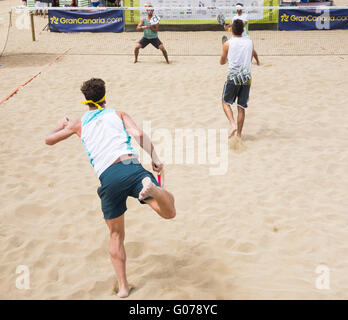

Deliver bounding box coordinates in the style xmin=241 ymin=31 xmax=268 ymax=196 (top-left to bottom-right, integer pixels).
xmin=58 ymin=117 xmax=69 ymax=129
xmin=152 ymin=160 xmax=163 ymax=173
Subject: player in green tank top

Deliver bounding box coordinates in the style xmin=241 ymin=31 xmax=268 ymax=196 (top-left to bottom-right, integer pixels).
xmin=134 ymin=4 xmax=169 ymax=64
xmin=143 ymin=17 xmax=158 ymax=39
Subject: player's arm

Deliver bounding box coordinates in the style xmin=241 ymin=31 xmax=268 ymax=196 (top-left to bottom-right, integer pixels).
xmin=220 ymin=41 xmax=229 ymax=65
xmin=45 ymin=117 xmax=81 ymax=145
xmin=136 ymin=18 xmax=145 ymax=31
xmin=251 ymin=42 xmax=254 ymax=62
xmin=224 ymin=22 xmax=232 ymax=31
xmin=117 ymin=111 xmax=163 ymax=172
xmin=251 ymin=41 xmax=259 ymax=65
xmin=148 ymin=23 xmax=159 ymax=33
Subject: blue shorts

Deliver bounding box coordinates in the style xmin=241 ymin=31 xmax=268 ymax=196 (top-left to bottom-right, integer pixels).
xmin=222 ymin=80 xmax=251 ymax=109
xmin=97 ymin=159 xmax=160 ymax=220
xmin=91 ymin=1 xmax=101 ymax=6
xmin=138 ymin=37 xmax=163 ymax=49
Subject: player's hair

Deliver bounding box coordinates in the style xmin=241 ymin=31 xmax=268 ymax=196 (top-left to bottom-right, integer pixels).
xmin=81 ymin=78 xmax=106 ymax=107
xmin=236 ymin=3 xmax=243 ymax=7
xmin=232 ymin=19 xmax=244 ymax=36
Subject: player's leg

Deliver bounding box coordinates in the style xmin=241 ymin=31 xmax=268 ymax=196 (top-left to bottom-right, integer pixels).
xmin=105 ymin=215 xmax=129 ymax=298
xmin=236 ymin=106 xmax=245 ymax=138
xmin=35 ymin=1 xmax=39 ymax=16
xmin=134 ymin=43 xmax=142 ymax=63
xmin=222 ymin=81 xmax=237 ymax=137
xmin=38 ymin=2 xmax=43 ymax=16
xmin=222 ymin=100 xmax=237 ymax=138
xmin=158 ymin=43 xmax=169 ymax=64
xmin=128 ymin=161 xmax=175 ymax=219
xmin=43 ymin=4 xmax=47 ymax=18
xmin=235 ymin=84 xmax=250 ymax=138
xmin=135 ymin=38 xmax=150 ymax=63
xmin=97 ymin=163 xmax=131 ymax=297
xmin=141 ymin=177 xmax=176 ymax=219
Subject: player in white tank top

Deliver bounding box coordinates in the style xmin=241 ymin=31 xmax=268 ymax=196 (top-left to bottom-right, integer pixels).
xmin=227 ymin=36 xmax=253 ymax=80
xmin=45 ymin=78 xmax=176 ymax=298
xmin=81 ymin=108 xmax=138 ymax=177
xmin=224 ymin=3 xmax=260 ymax=65
xmin=220 ymin=19 xmax=253 ymax=139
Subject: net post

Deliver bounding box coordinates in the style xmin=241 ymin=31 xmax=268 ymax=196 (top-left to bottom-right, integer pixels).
xmin=30 ymin=10 xmax=36 ymax=42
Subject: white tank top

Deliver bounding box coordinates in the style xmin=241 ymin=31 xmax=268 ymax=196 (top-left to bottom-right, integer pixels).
xmin=81 ymin=108 xmax=138 ymax=177
xmin=227 ymin=36 xmax=253 ymax=83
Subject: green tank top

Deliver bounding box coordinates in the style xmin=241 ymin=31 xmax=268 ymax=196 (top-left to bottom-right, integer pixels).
xmin=143 ymin=18 xmax=158 ymax=39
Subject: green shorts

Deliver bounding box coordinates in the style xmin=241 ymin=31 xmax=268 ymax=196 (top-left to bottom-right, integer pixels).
xmin=97 ymin=158 xmax=160 ymax=220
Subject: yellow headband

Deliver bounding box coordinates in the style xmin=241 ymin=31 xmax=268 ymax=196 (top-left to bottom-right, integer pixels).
xmin=81 ymin=95 xmax=105 ymax=110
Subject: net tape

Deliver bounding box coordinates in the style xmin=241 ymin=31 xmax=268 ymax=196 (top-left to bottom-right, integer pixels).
xmin=3 ymin=5 xmax=348 ymax=57
xmin=10 ymin=5 xmax=348 ymax=10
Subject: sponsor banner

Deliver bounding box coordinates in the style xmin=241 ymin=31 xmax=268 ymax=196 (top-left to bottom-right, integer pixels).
xmin=249 ymin=0 xmax=279 ymax=24
xmin=279 ymin=8 xmax=348 ymax=31
xmin=124 ymin=0 xmax=279 ymax=25
xmin=124 ymin=0 xmax=140 ymax=25
xmin=49 ymin=9 xmax=124 ymax=33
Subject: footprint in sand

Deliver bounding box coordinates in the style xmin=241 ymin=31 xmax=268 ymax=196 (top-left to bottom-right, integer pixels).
xmin=236 ymin=242 xmax=257 ymax=254
xmin=229 ymin=136 xmax=247 ymax=153
xmin=125 ymin=241 xmax=145 ymax=259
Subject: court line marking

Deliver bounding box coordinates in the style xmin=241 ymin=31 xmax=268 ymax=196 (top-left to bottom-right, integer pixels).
xmin=0 ymin=47 xmax=71 ymax=105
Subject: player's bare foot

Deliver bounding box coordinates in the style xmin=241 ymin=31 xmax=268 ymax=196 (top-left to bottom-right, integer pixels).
xmin=134 ymin=59 xmax=138 ymax=64
xmin=117 ymin=286 xmax=130 ymax=298
xmin=114 ymin=281 xmax=130 ymax=298
xmin=163 ymin=54 xmax=169 ymax=64
xmin=139 ymin=177 xmax=157 ymax=201
xmin=113 ymin=281 xmax=134 ymax=298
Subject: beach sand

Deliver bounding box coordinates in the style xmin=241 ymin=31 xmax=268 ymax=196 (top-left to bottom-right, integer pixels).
xmin=1 ymin=1 xmax=348 ymax=300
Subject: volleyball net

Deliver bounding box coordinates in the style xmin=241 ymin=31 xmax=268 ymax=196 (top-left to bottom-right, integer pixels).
xmin=1 ymin=5 xmax=348 ymax=57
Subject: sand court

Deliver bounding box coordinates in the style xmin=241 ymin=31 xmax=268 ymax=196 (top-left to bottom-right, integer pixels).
xmin=1 ymin=52 xmax=347 ymax=299
xmin=1 ymin=1 xmax=348 ymax=300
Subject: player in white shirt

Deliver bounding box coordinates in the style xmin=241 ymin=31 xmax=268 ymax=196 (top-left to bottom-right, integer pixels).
xmin=220 ymin=19 xmax=254 ymax=139
xmin=45 ymin=78 xmax=176 ymax=298
xmin=224 ymin=3 xmax=260 ymax=65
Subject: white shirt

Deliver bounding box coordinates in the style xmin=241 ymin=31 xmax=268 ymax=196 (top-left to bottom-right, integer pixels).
xmin=232 ymin=13 xmax=248 ymax=37
xmin=227 ymin=36 xmax=253 ymax=83
xmin=81 ymin=108 xmax=138 ymax=177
